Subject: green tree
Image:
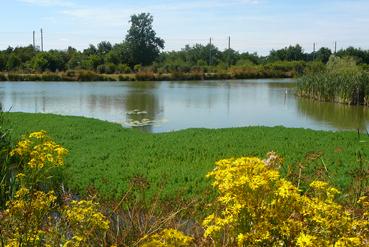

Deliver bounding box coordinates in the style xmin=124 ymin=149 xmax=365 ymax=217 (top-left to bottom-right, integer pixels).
xmin=269 ymin=44 xmax=306 ymax=62
xmin=315 ymin=47 xmax=332 ymax=63
xmin=6 ymin=54 xmax=21 ymax=70
xmin=125 ymin=13 xmax=164 ymax=66
xmin=105 ymin=43 xmax=130 ymax=64
xmin=97 ymin=41 xmax=113 ymax=55
xmin=83 ymin=44 xmax=98 ymax=56
xmin=0 ymin=54 xmax=6 ymax=71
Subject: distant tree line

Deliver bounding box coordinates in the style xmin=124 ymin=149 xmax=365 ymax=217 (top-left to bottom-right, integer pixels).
xmin=1 ymin=13 xmax=369 ymax=75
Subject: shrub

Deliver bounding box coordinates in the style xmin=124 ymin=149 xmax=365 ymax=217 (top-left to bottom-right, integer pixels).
xmin=141 ymin=228 xmax=194 ymax=247
xmin=0 ymin=131 xmax=110 ymax=246
xmin=203 ymin=152 xmax=369 ymax=246
xmin=0 ymin=73 xmax=7 ymax=81
xmin=116 ymin=64 xmax=132 ymax=74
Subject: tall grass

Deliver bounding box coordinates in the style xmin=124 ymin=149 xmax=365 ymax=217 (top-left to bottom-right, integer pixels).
xmin=298 ymin=71 xmax=369 ymax=106
xmin=0 ymin=105 xmax=14 ymax=208
xmin=297 ymin=56 xmax=369 ymax=106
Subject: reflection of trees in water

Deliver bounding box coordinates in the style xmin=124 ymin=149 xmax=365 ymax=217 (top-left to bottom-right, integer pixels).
xmin=124 ymin=82 xmax=162 ymax=132
xmin=297 ymin=98 xmax=369 ymax=130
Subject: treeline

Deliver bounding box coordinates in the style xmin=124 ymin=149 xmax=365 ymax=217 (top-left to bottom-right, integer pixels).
xmin=1 ymin=12 xmax=369 ymax=80
xmin=2 ymin=43 xmax=369 ymax=74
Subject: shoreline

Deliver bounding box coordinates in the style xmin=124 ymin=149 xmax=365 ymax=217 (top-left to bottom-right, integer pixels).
xmin=0 ymin=70 xmax=294 ymax=82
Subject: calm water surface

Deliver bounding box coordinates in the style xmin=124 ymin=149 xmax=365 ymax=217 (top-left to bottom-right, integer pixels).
xmin=1 ymin=79 xmax=368 ymax=133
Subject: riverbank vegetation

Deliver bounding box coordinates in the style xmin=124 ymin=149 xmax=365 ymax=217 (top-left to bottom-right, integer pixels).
xmin=1 ymin=13 xmax=369 ymax=81
xmin=1 ymin=112 xmax=369 ymax=246
xmin=6 ymin=112 xmax=369 ymax=201
xmin=298 ymin=56 xmax=369 ymax=106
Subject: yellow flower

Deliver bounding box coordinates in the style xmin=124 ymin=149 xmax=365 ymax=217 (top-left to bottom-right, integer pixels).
xmin=29 ymin=131 xmax=47 ymax=139
xmin=309 ymin=181 xmax=329 ymax=190
xmin=296 ymin=233 xmax=316 ymax=247
xmin=141 ymin=228 xmax=193 ymax=247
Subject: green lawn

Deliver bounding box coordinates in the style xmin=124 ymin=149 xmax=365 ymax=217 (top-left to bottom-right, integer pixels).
xmin=7 ymin=112 xmax=369 ymax=200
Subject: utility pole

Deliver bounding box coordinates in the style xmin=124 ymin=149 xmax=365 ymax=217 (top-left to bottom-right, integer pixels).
xmin=33 ymin=31 xmax=36 ymax=49
xmin=334 ymin=41 xmax=337 ymax=54
xmin=313 ymin=42 xmax=316 ymax=60
xmin=227 ymin=36 xmax=231 ymax=67
xmin=209 ymin=37 xmax=212 ymax=66
xmin=40 ymin=28 xmax=44 ymax=52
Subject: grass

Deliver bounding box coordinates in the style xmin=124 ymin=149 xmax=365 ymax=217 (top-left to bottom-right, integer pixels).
xmin=0 ymin=68 xmax=294 ymax=82
xmin=6 ymin=112 xmax=369 ymax=201
xmin=297 ymin=71 xmax=369 ymax=106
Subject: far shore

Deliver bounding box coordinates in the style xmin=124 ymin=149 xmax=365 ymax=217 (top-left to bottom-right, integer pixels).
xmin=0 ymin=70 xmax=294 ymax=82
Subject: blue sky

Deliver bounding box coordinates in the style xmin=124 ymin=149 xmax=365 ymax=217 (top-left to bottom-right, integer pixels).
xmin=2 ymin=0 xmax=369 ymax=54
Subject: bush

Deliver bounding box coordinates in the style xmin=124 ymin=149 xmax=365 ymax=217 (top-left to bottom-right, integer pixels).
xmin=135 ymin=70 xmax=156 ymax=81
xmin=203 ymin=153 xmax=369 ymax=246
xmin=0 ymin=73 xmax=7 ymax=81
xmin=76 ymin=70 xmax=105 ymax=81
xmin=97 ymin=63 xmax=116 ymax=74
xmin=116 ymin=64 xmax=131 ymax=74
xmin=0 ymin=131 xmax=110 ymax=246
xmin=141 ymin=229 xmax=193 ymax=247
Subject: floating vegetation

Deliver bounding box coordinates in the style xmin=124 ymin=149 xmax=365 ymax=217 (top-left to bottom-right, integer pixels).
xmin=126 ymin=109 xmax=148 ymax=115
xmin=123 ymin=117 xmax=168 ymax=127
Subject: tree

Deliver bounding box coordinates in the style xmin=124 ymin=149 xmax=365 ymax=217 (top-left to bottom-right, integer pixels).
xmin=105 ymin=43 xmax=130 ymax=65
xmin=269 ymin=45 xmax=306 ymax=62
xmin=83 ymin=44 xmax=98 ymax=56
xmin=315 ymin=47 xmax=332 ymax=63
xmin=125 ymin=13 xmax=164 ymax=66
xmin=6 ymin=54 xmax=21 ymax=70
xmin=0 ymin=54 xmax=6 ymax=70
xmin=97 ymin=41 xmax=112 ymax=55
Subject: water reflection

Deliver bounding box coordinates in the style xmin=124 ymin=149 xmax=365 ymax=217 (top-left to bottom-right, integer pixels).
xmin=0 ymin=79 xmax=368 ymax=133
xmin=123 ymin=81 xmax=163 ymax=132
xmin=297 ymin=98 xmax=369 ymax=131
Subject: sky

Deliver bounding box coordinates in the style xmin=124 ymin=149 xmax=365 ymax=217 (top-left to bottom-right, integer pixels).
xmin=1 ymin=0 xmax=369 ymax=55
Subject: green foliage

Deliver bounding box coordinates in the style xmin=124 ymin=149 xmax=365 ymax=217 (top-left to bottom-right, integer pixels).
xmin=298 ymin=56 xmax=369 ymax=105
xmin=125 ymin=13 xmax=165 ymax=66
xmin=314 ymin=47 xmax=332 ymax=63
xmin=1 ymin=12 xmax=369 ymax=79
xmin=7 ymin=113 xmax=369 ymax=202
xmin=269 ymin=44 xmax=306 ymax=62
xmin=0 ymin=105 xmax=12 ymax=208
xmin=337 ymin=46 xmax=369 ymax=64
xmin=6 ymin=54 xmax=21 ymax=70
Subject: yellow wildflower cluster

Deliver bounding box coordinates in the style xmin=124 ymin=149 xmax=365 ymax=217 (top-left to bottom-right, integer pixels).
xmin=63 ymin=199 xmax=110 ymax=245
xmin=1 ymin=131 xmax=110 ymax=246
xmin=141 ymin=228 xmax=194 ymax=247
xmin=1 ymin=187 xmax=57 ymax=246
xmin=10 ymin=130 xmax=68 ymax=169
xmin=203 ymin=154 xmax=369 ymax=246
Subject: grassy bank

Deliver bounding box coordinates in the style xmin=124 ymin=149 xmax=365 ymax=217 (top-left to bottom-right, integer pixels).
xmin=0 ymin=71 xmax=292 ymax=82
xmin=0 ymin=63 xmax=303 ymax=82
xmin=6 ymin=112 xmax=369 ymax=201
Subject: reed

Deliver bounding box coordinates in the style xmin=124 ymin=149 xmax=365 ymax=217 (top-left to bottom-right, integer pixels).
xmin=298 ymin=71 xmax=369 ymax=106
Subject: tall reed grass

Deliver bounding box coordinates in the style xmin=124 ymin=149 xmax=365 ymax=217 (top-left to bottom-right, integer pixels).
xmin=297 ymin=56 xmax=369 ymax=106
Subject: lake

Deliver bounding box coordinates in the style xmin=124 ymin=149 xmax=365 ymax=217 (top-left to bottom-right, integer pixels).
xmin=1 ymin=79 xmax=368 ymax=133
